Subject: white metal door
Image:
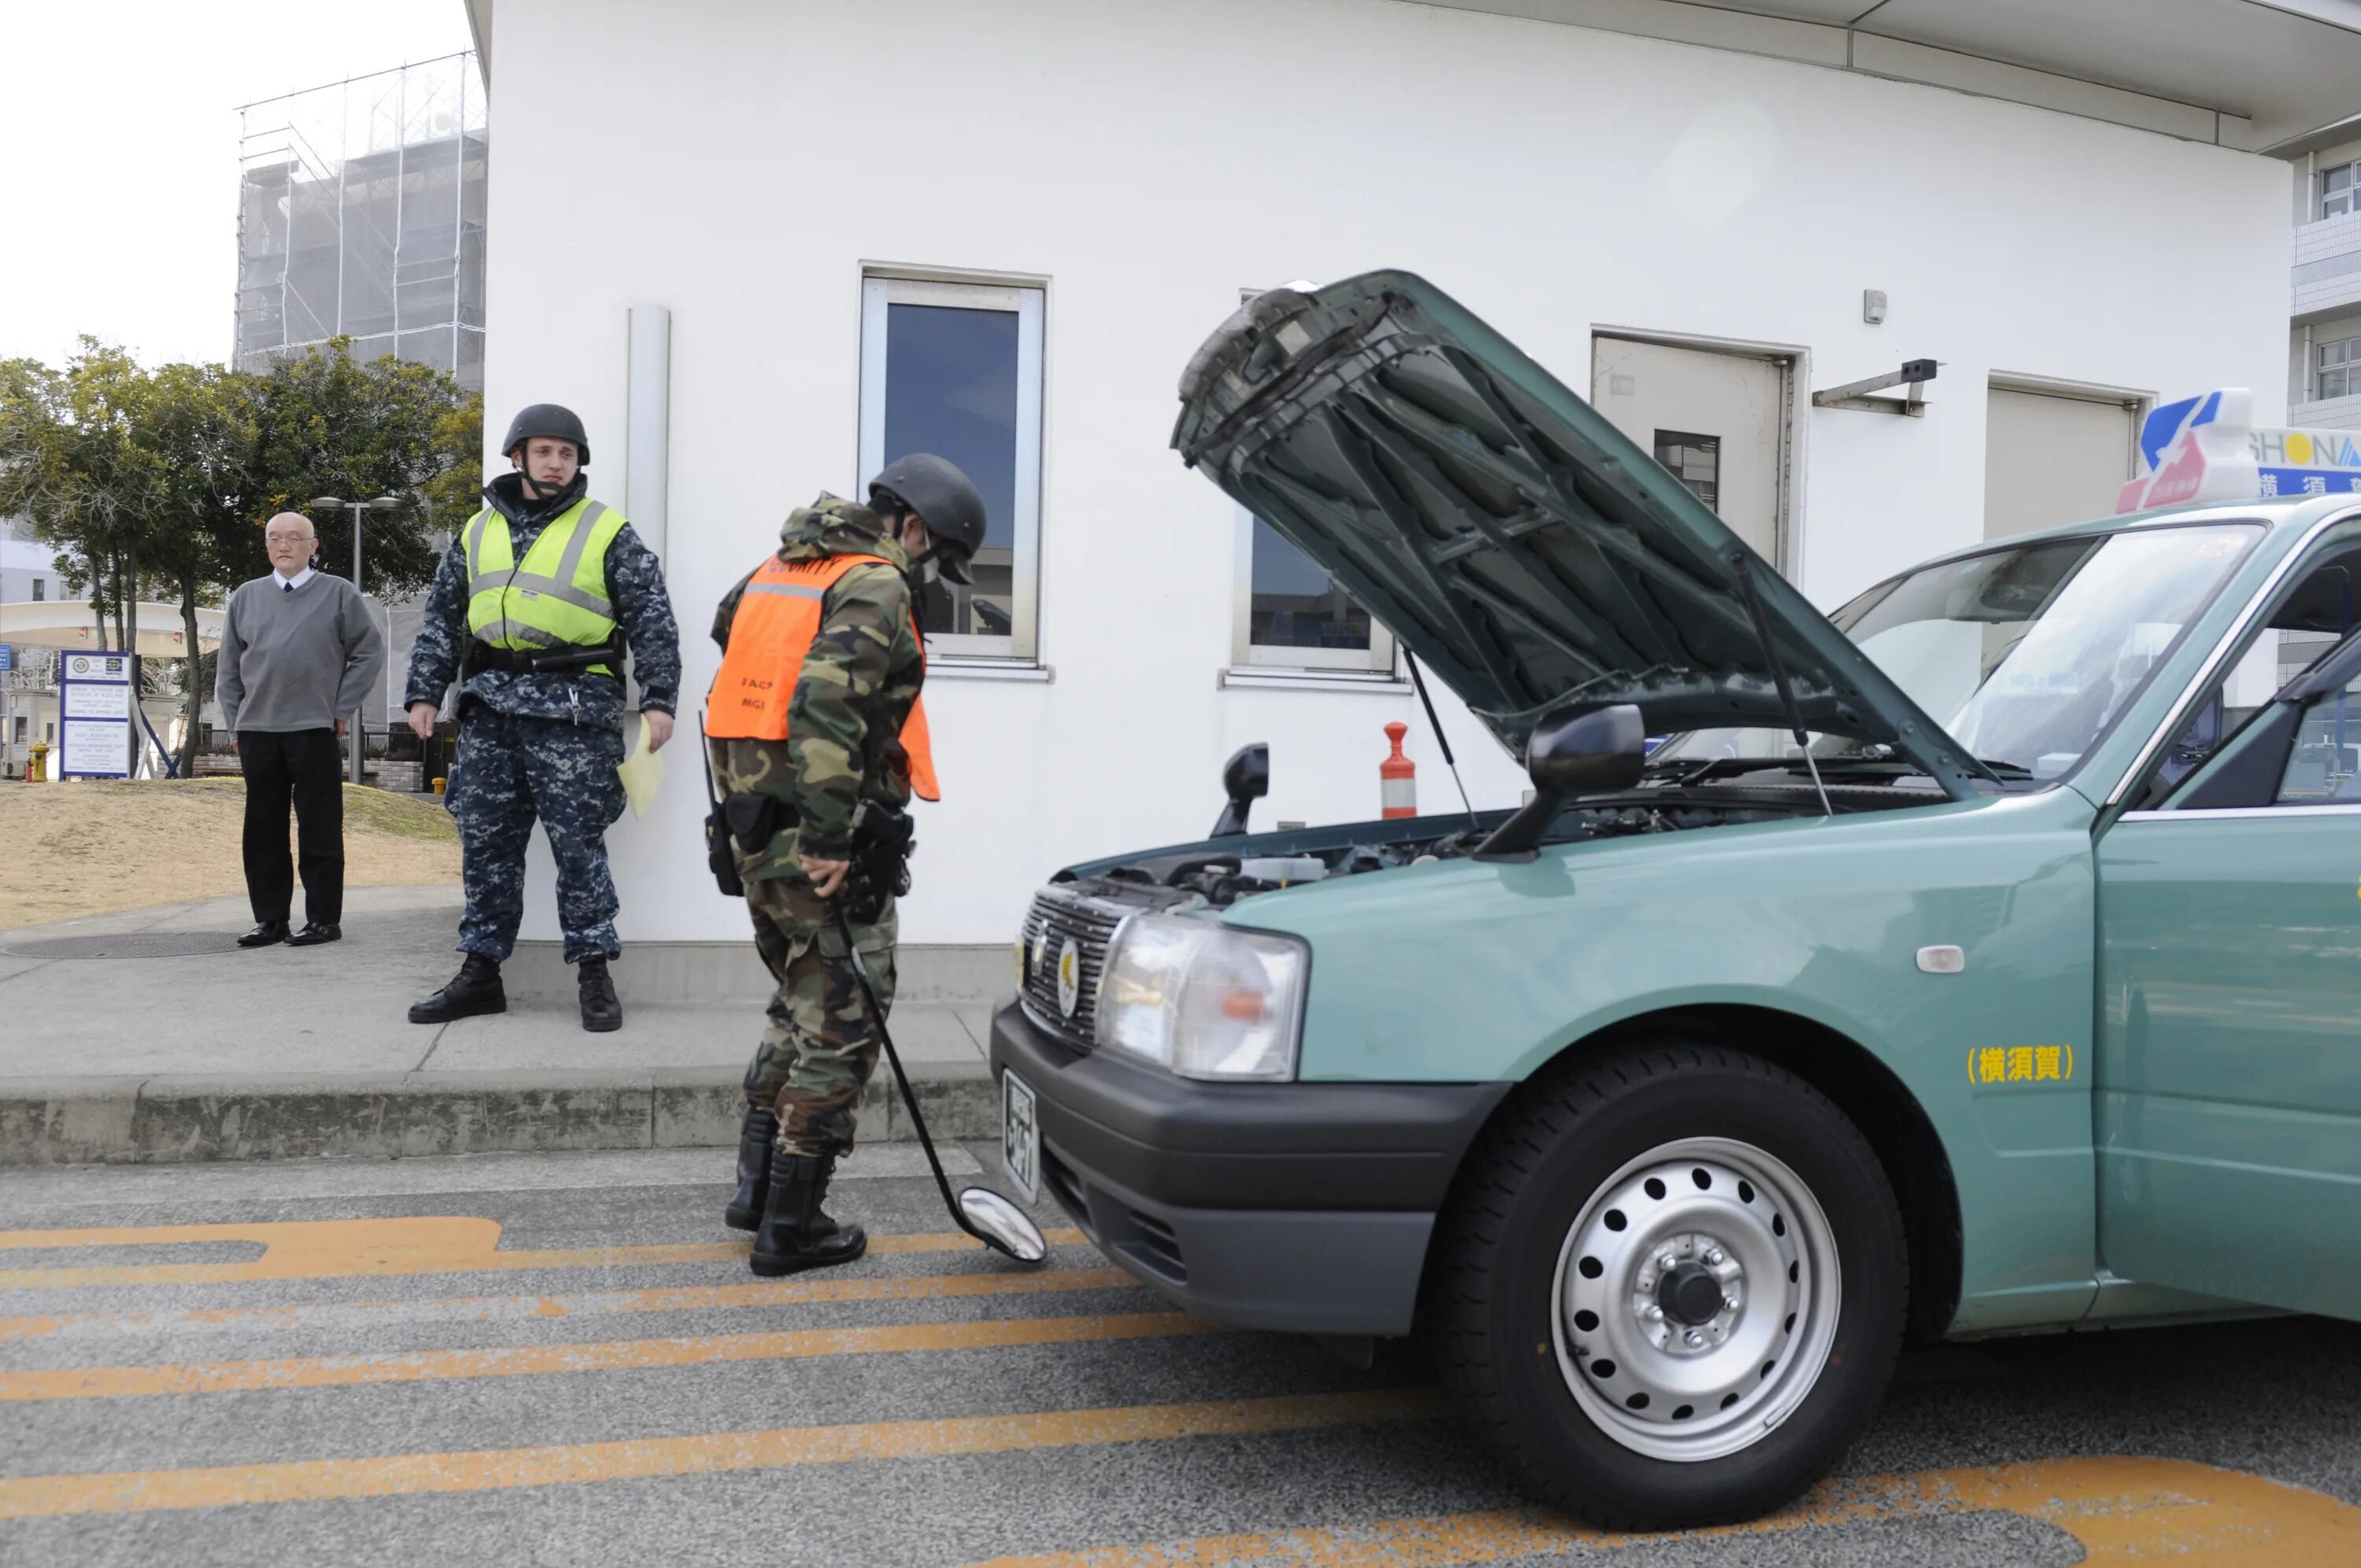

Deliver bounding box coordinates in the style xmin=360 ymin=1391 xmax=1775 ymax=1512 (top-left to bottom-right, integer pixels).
xmin=1983 ymin=386 xmax=2137 ymax=540
xmin=1591 ymin=337 xmax=1786 ymax=565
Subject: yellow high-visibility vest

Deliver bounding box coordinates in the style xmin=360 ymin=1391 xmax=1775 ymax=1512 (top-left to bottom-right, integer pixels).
xmin=463 ymin=499 xmax=627 ymax=675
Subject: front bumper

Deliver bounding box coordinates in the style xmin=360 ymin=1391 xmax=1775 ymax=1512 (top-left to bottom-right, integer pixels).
xmin=987 ymin=995 xmax=1509 ymax=1337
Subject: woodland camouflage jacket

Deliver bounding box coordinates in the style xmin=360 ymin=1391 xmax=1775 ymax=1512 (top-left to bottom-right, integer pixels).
xmin=707 ymin=495 xmax=926 ymax=876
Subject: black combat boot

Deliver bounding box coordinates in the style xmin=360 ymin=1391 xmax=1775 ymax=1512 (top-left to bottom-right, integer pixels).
xmin=408 ymin=953 xmax=505 ymax=1024
xmin=578 ymin=957 xmax=622 ymax=1033
xmin=748 ymin=1153 xmax=867 ymax=1276
xmin=724 ymin=1109 xmax=779 ymax=1231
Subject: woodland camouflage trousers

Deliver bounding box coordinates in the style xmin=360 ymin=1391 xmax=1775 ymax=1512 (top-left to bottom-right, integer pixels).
xmin=740 ymin=873 xmax=896 ymax=1159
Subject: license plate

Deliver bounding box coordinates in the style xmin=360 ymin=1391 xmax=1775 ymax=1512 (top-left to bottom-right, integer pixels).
xmin=1002 ymin=1070 xmax=1040 ymax=1203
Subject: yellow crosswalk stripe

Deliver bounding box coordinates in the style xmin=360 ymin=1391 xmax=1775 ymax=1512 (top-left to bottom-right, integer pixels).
xmin=965 ymin=1457 xmax=2361 ymax=1566
xmin=0 ymin=1216 xmax=1088 ymax=1290
xmin=0 ymin=1389 xmax=1450 ymax=1520
xmin=0 ymin=1265 xmax=1140 ymax=1345
xmin=0 ymin=1310 xmax=1217 ymax=1402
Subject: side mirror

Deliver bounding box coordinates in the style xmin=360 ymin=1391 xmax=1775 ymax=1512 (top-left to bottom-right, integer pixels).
xmin=1474 ymin=704 xmax=1646 ymax=863
xmin=1210 ymin=743 xmax=1269 ymax=837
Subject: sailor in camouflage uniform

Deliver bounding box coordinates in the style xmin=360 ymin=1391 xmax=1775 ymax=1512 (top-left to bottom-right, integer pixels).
xmin=705 ymin=454 xmax=985 ymax=1275
xmin=403 ymin=404 xmax=682 ymax=1032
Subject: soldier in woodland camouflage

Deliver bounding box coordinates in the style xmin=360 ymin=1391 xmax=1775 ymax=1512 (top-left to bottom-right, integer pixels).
xmin=706 ymin=455 xmax=985 ymax=1275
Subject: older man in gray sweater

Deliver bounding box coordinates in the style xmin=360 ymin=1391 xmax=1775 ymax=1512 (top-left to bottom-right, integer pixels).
xmin=216 ymin=511 xmax=386 ymax=947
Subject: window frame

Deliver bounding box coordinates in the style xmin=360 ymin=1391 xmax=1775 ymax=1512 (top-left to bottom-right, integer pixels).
xmin=1229 ymin=506 xmax=1399 ymax=676
xmin=1226 ymin=285 xmax=1397 ymax=680
xmin=2317 ymin=334 xmax=2361 ymax=401
xmin=856 ymin=273 xmax=1044 ymax=663
xmin=2115 ymin=515 xmax=2361 ymax=813
xmin=2319 ymin=160 xmax=2358 ymax=220
xmin=1652 ymin=429 xmax=1722 ymax=510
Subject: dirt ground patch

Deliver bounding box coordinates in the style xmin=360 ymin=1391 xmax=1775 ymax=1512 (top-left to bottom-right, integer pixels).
xmin=0 ymin=779 xmax=458 ymax=928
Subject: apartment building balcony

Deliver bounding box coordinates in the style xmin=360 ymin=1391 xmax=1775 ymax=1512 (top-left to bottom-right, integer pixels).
xmin=2294 ymin=212 xmax=2361 ymax=323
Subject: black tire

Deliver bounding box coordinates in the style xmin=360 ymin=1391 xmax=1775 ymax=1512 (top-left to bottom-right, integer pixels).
xmin=1426 ymin=1041 xmax=1906 ymax=1530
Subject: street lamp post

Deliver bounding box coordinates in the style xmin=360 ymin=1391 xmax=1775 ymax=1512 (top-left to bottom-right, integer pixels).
xmin=309 ymin=494 xmax=401 ymax=784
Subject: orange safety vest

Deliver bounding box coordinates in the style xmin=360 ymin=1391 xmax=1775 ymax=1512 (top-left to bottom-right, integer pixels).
xmin=704 ymin=553 xmax=939 ymax=801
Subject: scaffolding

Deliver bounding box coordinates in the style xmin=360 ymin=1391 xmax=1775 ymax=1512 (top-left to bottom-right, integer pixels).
xmin=235 ymin=53 xmax=487 ymax=390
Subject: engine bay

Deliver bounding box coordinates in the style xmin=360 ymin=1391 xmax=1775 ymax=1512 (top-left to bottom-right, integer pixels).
xmin=1061 ymin=777 xmax=1923 ymax=911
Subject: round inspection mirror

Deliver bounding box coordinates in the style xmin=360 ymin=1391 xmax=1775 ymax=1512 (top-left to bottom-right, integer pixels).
xmin=959 ymin=1187 xmax=1048 ymax=1264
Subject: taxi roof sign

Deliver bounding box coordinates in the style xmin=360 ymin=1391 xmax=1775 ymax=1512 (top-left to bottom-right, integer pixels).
xmin=2119 ymin=388 xmax=2361 ymax=513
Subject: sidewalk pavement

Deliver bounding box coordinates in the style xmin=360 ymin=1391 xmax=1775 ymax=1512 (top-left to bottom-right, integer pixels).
xmin=0 ymin=886 xmax=1002 ymax=1166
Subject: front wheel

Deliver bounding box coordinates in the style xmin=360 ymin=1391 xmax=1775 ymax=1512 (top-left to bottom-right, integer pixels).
xmin=1428 ymin=1043 xmax=1907 ymax=1530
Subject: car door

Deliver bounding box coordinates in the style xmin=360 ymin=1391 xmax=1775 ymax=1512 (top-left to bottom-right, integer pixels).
xmin=2096 ymin=630 xmax=2361 ymax=1319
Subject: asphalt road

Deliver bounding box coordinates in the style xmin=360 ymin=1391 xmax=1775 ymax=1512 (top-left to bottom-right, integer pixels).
xmin=2 ymin=1146 xmax=2356 ymax=1566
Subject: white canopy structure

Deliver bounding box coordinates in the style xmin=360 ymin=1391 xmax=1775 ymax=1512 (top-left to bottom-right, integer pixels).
xmin=0 ymin=600 xmax=223 ymax=661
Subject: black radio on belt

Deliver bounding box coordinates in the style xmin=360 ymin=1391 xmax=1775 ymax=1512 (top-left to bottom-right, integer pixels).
xmin=843 ymin=801 xmax=915 ymax=924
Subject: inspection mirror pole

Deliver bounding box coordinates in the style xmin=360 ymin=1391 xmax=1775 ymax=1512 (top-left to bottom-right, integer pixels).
xmin=832 ymin=904 xmax=1047 ymax=1264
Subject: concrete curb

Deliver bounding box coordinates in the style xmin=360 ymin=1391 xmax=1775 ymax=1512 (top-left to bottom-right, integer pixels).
xmin=0 ymin=1061 xmax=1001 ymax=1167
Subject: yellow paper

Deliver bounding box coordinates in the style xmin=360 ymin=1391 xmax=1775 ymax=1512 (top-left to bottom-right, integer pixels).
xmin=618 ymin=711 xmax=665 ymax=817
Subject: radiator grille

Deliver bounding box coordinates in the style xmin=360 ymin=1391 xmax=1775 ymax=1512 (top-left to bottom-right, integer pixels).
xmin=1017 ymin=887 xmax=1127 ymax=1049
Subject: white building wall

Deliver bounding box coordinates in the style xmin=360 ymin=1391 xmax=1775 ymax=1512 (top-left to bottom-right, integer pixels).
xmin=482 ymin=0 xmax=2289 ymax=949
xmin=1 ymin=537 xmax=66 ymax=606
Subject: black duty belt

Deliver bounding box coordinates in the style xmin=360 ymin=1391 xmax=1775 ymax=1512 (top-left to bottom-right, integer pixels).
xmin=464 ymin=640 xmax=624 ymax=676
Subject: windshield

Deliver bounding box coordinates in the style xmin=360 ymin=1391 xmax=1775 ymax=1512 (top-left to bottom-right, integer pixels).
xmin=1652 ymin=522 xmax=2261 ymax=780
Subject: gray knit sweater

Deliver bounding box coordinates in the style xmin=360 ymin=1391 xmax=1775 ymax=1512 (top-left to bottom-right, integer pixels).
xmin=216 ymin=573 xmax=386 ymax=733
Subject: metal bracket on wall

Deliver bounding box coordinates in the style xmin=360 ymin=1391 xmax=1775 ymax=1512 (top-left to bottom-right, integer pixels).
xmin=1813 ymin=359 xmax=1937 ymax=416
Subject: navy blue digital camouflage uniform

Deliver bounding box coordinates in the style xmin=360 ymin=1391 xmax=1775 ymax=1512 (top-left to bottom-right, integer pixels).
xmin=404 ymin=471 xmax=682 ymax=965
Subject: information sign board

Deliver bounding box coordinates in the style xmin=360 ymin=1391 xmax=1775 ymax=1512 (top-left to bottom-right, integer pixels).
xmin=58 ymin=653 xmax=131 ymax=779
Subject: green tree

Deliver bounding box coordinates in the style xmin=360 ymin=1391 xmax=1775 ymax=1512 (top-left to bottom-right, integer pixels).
xmin=425 ymin=390 xmax=486 ymax=536
xmin=139 ymin=362 xmax=260 ymax=772
xmin=247 ymin=340 xmax=471 ymax=601
xmin=0 ymin=341 xmax=164 ymax=655
xmin=2 ymin=338 xmax=474 ymax=777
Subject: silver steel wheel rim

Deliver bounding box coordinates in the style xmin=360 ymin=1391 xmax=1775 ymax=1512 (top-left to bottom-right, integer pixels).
xmin=1550 ymin=1136 xmax=1841 ymax=1463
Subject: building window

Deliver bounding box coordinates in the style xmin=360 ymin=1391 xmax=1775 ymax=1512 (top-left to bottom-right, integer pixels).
xmin=1232 ymin=511 xmax=1398 ymax=674
xmin=858 ymin=275 xmax=1044 ymax=661
xmin=30 ymin=578 xmax=43 ymax=601
xmin=2322 ymin=161 xmax=2359 ymax=220
xmin=1225 ymin=285 xmax=1393 ymax=678
xmin=1653 ymin=430 xmax=1721 ymax=508
xmin=9 ymin=715 xmax=22 ymax=743
xmin=2318 ymin=336 xmax=2361 ymax=400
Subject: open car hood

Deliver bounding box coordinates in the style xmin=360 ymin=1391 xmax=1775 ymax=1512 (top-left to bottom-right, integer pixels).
xmin=1172 ymin=271 xmax=1990 ymax=799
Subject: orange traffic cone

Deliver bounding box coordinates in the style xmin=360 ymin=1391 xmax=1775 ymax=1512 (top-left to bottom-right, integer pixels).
xmin=1381 ymin=721 xmax=1417 ymax=819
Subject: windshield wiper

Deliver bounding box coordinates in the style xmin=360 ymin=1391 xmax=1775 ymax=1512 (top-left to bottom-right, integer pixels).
xmin=1809 ymin=754 xmax=2038 ymax=782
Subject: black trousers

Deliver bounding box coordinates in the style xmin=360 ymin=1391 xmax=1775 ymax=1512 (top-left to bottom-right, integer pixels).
xmin=239 ymin=728 xmax=344 ymax=925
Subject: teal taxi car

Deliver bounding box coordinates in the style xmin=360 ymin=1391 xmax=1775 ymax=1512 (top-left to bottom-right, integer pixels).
xmin=987 ymin=271 xmax=2361 ymax=1529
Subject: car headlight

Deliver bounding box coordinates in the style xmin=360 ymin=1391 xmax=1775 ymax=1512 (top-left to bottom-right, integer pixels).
xmin=1094 ymin=913 xmax=1307 ymax=1081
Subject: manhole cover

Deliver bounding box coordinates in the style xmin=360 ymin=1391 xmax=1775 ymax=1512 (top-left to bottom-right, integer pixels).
xmin=3 ymin=932 xmax=246 ymax=960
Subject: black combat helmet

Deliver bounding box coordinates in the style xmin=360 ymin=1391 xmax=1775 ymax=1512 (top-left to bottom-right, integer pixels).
xmin=870 ymin=453 xmax=986 ymax=585
xmin=502 ymin=404 xmax=592 ymax=467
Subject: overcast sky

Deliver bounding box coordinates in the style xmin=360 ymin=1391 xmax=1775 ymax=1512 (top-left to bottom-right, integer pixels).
xmin=0 ymin=1 xmax=477 ymax=371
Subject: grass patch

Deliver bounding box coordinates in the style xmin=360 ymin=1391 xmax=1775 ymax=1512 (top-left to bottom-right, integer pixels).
xmin=0 ymin=777 xmax=458 ymax=928
xmin=44 ymin=779 xmax=452 ymax=843
xmin=340 ymin=783 xmax=457 ymax=842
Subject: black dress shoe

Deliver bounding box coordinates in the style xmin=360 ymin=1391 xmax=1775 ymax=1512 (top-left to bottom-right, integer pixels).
xmin=286 ymin=921 xmax=342 ymax=947
xmin=237 ymin=921 xmax=290 ymax=948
